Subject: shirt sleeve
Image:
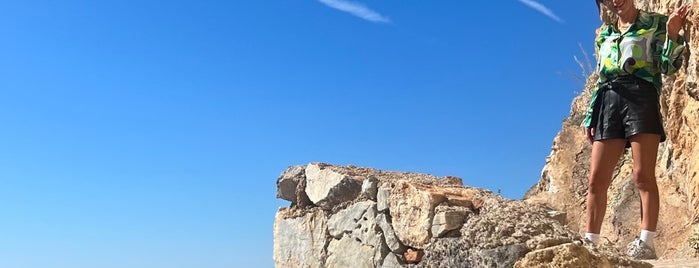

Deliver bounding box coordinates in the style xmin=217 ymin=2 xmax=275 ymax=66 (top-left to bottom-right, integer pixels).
xmin=583 ymin=29 xmax=610 ymax=128
xmin=656 ymin=16 xmax=686 ymax=75
xmin=583 ymin=86 xmax=599 ymax=128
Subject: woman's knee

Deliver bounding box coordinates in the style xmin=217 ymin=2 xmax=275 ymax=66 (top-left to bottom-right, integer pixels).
xmin=633 ymin=169 xmax=657 ymax=190
xmin=588 ymin=173 xmax=611 ymax=193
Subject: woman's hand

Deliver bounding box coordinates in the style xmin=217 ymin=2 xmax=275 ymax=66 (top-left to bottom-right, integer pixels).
xmin=586 ymin=128 xmax=595 ymax=144
xmin=667 ymin=5 xmax=689 ymax=42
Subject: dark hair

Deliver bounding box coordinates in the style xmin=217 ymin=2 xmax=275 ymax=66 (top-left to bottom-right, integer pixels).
xmin=595 ymin=0 xmax=601 ymax=12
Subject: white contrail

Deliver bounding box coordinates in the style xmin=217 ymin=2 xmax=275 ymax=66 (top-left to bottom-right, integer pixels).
xmin=517 ymin=0 xmax=564 ymax=23
xmin=317 ymin=0 xmax=391 ymax=23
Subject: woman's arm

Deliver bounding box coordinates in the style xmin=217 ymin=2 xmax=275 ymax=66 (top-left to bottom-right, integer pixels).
xmin=656 ymin=6 xmax=689 ymax=75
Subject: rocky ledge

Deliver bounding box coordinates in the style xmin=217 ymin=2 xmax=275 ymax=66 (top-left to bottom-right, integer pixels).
xmin=273 ymin=163 xmax=652 ymax=268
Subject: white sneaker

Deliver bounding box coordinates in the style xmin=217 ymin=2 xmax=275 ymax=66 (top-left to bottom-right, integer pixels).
xmin=626 ymin=238 xmax=657 ymax=260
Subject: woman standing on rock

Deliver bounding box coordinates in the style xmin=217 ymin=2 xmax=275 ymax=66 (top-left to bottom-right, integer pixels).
xmin=584 ymin=0 xmax=689 ymax=260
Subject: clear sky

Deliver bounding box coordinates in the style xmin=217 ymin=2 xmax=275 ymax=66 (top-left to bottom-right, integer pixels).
xmin=0 ymin=0 xmax=603 ymax=267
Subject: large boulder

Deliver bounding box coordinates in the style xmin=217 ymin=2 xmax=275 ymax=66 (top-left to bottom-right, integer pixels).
xmin=388 ymin=180 xmax=485 ymax=249
xmin=305 ymin=163 xmax=362 ymax=209
xmin=388 ymin=180 xmax=446 ymax=248
xmin=276 ymin=165 xmax=312 ymax=207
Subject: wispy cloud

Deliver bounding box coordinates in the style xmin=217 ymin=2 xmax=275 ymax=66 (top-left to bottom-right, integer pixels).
xmin=517 ymin=0 xmax=564 ymax=23
xmin=317 ymin=0 xmax=391 ymax=23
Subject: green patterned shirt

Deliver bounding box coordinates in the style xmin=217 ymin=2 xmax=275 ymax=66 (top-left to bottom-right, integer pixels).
xmin=583 ymin=10 xmax=686 ymax=128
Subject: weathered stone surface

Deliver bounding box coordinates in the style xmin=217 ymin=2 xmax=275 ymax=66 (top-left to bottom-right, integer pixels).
xmin=388 ymin=180 xmax=446 ymax=249
xmin=430 ymin=211 xmax=465 ymax=238
xmin=377 ymin=186 xmax=391 ymax=212
xmin=326 ymin=201 xmax=388 ymax=267
xmin=350 ymin=204 xmax=381 ymax=247
xmin=374 ymin=237 xmax=392 ymax=268
xmin=514 ymin=242 xmax=652 ymax=268
xmin=469 ymin=243 xmax=529 ymax=268
xmin=461 ymin=195 xmax=577 ymax=250
xmin=327 ymin=201 xmax=373 ymax=239
xmin=546 ymin=209 xmax=567 ymax=225
xmin=273 ymin=208 xmax=327 ymax=268
xmin=376 ymin=213 xmax=407 ymax=254
xmin=305 ymin=163 xmax=362 ymax=209
xmin=414 ymin=238 xmax=470 ymax=268
xmin=326 ymin=234 xmax=376 ymax=268
xmin=388 ymin=180 xmax=496 ymax=248
xmin=415 ymin=237 xmax=528 ymax=267
xmin=276 ymin=165 xmax=304 ymax=202
xmin=380 ymin=253 xmax=403 ymax=268
xmin=361 ymin=175 xmax=379 ymax=200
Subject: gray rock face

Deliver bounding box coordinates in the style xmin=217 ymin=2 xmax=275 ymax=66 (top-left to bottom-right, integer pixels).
xmin=273 ymin=208 xmax=327 ymax=268
xmin=416 ymin=240 xmax=528 ymax=268
xmin=276 ymin=165 xmax=305 ymax=202
xmin=469 ymin=244 xmax=530 ymax=268
xmin=377 ymin=213 xmax=407 ymax=254
xmin=326 ymin=234 xmax=376 ymax=268
xmin=327 ymin=201 xmax=381 ymax=246
xmin=414 ymin=237 xmax=470 ymax=268
xmin=328 ymin=201 xmax=374 ymax=238
xmin=377 ymin=186 xmax=391 ymax=212
xmin=305 ymin=163 xmax=362 ymax=209
xmin=431 ymin=210 xmax=466 ymax=238
xmin=361 ymin=176 xmax=379 ymax=200
xmin=380 ymin=253 xmax=404 ymax=268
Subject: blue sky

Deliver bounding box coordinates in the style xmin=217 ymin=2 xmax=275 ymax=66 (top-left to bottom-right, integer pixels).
xmin=0 ymin=0 xmax=602 ymax=267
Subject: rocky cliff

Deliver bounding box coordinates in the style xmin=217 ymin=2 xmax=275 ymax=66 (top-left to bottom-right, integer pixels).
xmin=524 ymin=0 xmax=699 ymax=259
xmin=273 ymin=163 xmax=652 ymax=267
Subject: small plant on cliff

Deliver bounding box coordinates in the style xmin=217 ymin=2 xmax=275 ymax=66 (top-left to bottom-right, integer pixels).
xmin=687 ymin=225 xmax=699 ymax=256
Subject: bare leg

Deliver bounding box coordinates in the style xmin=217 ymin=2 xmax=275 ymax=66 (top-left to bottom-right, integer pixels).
xmin=629 ymin=134 xmax=661 ymax=232
xmin=586 ymin=139 xmax=627 ymax=234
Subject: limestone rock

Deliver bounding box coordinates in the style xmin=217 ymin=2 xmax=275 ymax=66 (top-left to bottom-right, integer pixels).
xmin=328 ymin=201 xmax=374 ymax=239
xmin=388 ymin=180 xmax=493 ymax=248
xmin=514 ymin=242 xmax=652 ymax=268
xmin=305 ymin=163 xmax=362 ymax=209
xmin=273 ymin=208 xmax=328 ymax=268
xmin=430 ymin=210 xmax=466 ymax=238
xmin=326 ymin=234 xmax=376 ymax=268
xmin=469 ymin=243 xmax=529 ymax=268
xmin=380 ymin=253 xmax=404 ymax=268
xmin=350 ymin=203 xmax=381 ymax=247
xmin=377 ymin=186 xmax=391 ymax=212
xmin=461 ymin=196 xmax=577 ymax=250
xmin=546 ymin=209 xmax=567 ymax=225
xmin=377 ymin=213 xmax=407 ymax=254
xmin=361 ymin=176 xmax=379 ymax=200
xmin=388 ymin=180 xmax=446 ymax=249
xmin=276 ymin=165 xmax=313 ymax=207
xmin=276 ymin=165 xmax=304 ymax=202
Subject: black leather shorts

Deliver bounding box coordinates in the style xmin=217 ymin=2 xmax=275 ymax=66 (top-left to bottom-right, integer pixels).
xmin=590 ymin=76 xmax=666 ymax=146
